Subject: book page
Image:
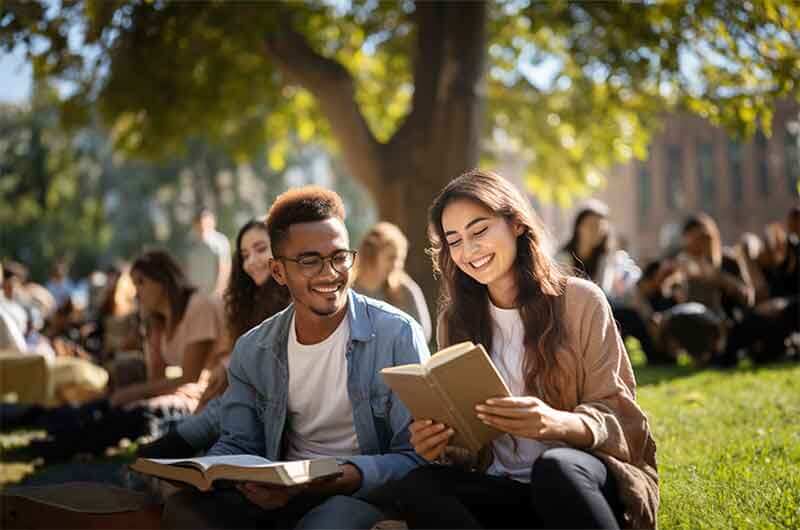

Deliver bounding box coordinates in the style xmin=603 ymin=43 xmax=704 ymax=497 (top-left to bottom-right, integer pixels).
xmin=426 ymin=341 xmax=475 ymax=370
xmin=210 ymin=457 xmax=340 ymax=486
xmin=379 ymin=364 xmax=426 ymax=377
xmin=145 ymin=454 xmax=273 ymax=472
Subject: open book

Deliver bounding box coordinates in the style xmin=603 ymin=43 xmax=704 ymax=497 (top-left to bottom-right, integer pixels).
xmin=129 ymin=455 xmax=341 ymax=492
xmin=381 ymin=341 xmax=511 ymax=453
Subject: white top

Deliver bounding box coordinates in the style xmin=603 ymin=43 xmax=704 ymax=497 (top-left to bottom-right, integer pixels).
xmin=285 ymin=313 xmax=360 ymax=460
xmin=486 ymin=301 xmax=548 ymax=483
xmin=0 ymin=302 xmax=26 ymax=352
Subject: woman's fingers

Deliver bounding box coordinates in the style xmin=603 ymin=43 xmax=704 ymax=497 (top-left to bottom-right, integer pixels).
xmin=475 ymin=405 xmax=535 ymax=419
xmin=411 ymin=424 xmax=454 ymax=460
xmin=410 ymin=422 xmax=450 ymax=445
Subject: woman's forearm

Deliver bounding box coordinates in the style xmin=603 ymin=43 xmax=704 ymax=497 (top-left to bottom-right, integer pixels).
xmin=111 ymin=376 xmax=185 ymax=406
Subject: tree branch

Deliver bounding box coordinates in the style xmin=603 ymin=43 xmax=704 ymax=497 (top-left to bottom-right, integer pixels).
xmin=263 ymin=25 xmax=384 ymax=196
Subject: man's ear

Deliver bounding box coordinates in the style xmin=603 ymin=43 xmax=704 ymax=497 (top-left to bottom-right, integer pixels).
xmin=270 ymin=258 xmax=287 ymax=286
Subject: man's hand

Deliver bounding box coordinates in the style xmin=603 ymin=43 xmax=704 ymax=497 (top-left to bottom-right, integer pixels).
xmin=236 ymin=463 xmax=363 ymax=510
xmin=304 ymin=463 xmax=362 ymax=496
xmin=475 ymin=396 xmax=592 ymax=448
xmin=236 ymin=482 xmax=307 ymax=511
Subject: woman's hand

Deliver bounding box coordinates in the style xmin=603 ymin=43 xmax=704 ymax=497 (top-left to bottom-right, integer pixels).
xmin=196 ymin=364 xmax=228 ymax=412
xmin=409 ymin=419 xmax=454 ymax=461
xmin=476 ymin=396 xmax=592 ymax=448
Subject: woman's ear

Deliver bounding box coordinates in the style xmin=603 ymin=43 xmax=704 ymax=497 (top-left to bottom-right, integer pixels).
xmin=514 ymin=223 xmax=525 ymax=236
xmin=270 ymin=258 xmax=287 ymax=286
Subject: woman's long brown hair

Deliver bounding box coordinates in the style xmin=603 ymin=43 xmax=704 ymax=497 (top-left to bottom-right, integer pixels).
xmin=131 ymin=249 xmax=195 ymax=333
xmin=429 ymin=169 xmax=570 ymax=409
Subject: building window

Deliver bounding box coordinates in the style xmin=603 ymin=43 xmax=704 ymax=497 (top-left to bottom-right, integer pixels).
xmin=697 ymin=142 xmax=715 ymax=210
xmin=756 ymin=132 xmax=769 ymax=197
xmin=786 ymin=127 xmax=799 ymax=195
xmin=665 ymin=145 xmax=684 ymax=210
xmin=728 ymin=138 xmax=743 ymax=204
xmin=638 ymin=162 xmax=651 ymax=222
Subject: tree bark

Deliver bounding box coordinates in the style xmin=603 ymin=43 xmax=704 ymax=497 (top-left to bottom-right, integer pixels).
xmin=263 ymin=1 xmax=488 ymax=320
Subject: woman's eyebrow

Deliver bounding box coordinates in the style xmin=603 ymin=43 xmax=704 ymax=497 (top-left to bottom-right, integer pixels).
xmin=444 ymin=217 xmax=490 ymax=236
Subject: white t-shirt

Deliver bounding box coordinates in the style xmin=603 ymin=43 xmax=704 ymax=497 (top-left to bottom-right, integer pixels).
xmin=486 ymin=301 xmax=548 ymax=483
xmin=285 ymin=313 xmax=360 ymax=460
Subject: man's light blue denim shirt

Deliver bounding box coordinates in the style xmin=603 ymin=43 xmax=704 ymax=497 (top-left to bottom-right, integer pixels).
xmin=207 ymin=289 xmax=430 ymax=498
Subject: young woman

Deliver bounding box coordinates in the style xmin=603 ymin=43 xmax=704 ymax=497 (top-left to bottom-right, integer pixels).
xmin=23 ymin=250 xmax=229 ymax=460
xmin=360 ymin=170 xmax=659 ymax=529
xmin=137 ymin=219 xmax=290 ymax=457
xmin=559 ymin=202 xmax=674 ymax=365
xmin=558 ymin=201 xmax=639 ymax=299
xmin=354 ymin=221 xmax=432 ymax=341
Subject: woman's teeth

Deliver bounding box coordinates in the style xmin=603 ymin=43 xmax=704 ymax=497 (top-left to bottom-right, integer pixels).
xmin=470 ymin=255 xmax=493 ymax=269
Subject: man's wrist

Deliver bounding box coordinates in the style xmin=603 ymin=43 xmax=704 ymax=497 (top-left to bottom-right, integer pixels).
xmin=338 ymin=463 xmax=363 ymax=494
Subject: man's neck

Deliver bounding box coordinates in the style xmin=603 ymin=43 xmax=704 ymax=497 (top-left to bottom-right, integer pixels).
xmin=294 ymin=304 xmax=348 ymax=345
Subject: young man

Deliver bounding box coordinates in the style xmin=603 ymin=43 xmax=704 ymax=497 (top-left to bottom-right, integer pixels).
xmin=184 ymin=208 xmax=232 ymax=297
xmin=163 ymin=187 xmax=430 ymax=529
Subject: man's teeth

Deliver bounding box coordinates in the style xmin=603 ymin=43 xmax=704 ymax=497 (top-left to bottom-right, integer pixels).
xmin=470 ymin=255 xmax=493 ymax=269
xmin=314 ymin=285 xmax=339 ymax=293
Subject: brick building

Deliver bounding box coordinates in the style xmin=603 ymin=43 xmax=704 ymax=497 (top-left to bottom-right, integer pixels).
xmin=535 ymin=100 xmax=800 ymax=262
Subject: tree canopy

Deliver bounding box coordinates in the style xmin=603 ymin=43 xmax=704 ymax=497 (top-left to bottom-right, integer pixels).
xmin=3 ymin=0 xmax=797 ymax=201
xmin=3 ymin=0 xmax=798 ymax=301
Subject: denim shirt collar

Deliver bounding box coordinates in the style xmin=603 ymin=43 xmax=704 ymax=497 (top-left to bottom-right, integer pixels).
xmin=257 ymin=289 xmax=374 ymax=355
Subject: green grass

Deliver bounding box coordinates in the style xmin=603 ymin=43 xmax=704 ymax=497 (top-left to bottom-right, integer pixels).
xmin=638 ymin=362 xmax=800 ymax=529
xmin=2 ymin=362 xmax=799 ymax=527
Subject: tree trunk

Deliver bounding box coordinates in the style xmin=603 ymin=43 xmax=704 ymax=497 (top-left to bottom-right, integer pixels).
xmin=265 ymin=1 xmax=488 ymax=319
xmin=378 ymin=1 xmax=488 ymax=315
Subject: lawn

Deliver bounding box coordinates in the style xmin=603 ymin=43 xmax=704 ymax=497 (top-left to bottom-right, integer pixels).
xmin=637 ymin=362 xmax=800 ymax=529
xmin=2 ymin=362 xmax=799 ymax=528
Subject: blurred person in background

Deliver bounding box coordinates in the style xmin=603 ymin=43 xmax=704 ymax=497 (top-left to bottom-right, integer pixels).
xmin=557 ymin=200 xmax=640 ymax=300
xmin=0 ymin=262 xmax=27 ymax=352
xmin=137 ymin=219 xmax=290 ymax=458
xmin=557 ymin=203 xmax=677 ymax=364
xmin=184 ymin=207 xmax=231 ymax=297
xmin=93 ymin=264 xmax=142 ymax=359
xmin=13 ymin=250 xmax=229 ymax=461
xmin=46 ymin=259 xmax=77 ymax=308
xmin=660 ymin=214 xmax=753 ymax=365
xmin=717 ymin=221 xmax=800 ymax=366
xmin=353 ymin=221 xmax=432 ymax=342
xmin=1 ymin=261 xmax=29 ymax=337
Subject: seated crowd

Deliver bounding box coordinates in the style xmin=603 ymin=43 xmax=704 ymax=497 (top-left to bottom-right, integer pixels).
xmin=1 ymin=172 xmax=797 ymax=530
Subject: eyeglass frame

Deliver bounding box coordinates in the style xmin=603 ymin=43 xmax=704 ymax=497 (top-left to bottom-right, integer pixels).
xmin=273 ymin=249 xmax=358 ymax=278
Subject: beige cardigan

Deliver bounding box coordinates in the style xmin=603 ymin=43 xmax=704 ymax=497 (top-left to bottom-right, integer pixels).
xmin=437 ymin=277 xmax=659 ymax=529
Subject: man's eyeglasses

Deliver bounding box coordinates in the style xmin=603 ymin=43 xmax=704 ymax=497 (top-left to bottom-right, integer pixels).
xmin=275 ymin=249 xmax=357 ymax=278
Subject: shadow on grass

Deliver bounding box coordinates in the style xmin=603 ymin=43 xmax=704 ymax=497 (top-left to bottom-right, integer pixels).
xmin=1 ymin=429 xmax=136 ymax=491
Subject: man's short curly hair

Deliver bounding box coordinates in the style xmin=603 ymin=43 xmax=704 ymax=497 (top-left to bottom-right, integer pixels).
xmin=266 ymin=186 xmax=347 ymax=254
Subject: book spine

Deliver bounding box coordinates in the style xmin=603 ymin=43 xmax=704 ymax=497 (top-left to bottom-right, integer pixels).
xmin=427 ymin=371 xmax=481 ymax=454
